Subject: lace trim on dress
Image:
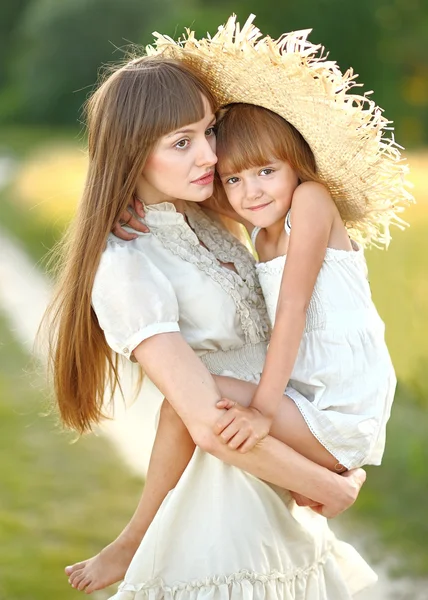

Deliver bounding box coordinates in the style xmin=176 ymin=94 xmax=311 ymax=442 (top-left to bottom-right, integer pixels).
xmin=147 ymin=203 xmax=269 ymax=345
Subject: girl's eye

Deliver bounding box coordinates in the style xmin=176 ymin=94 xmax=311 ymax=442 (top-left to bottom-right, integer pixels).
xmin=205 ymin=126 xmax=216 ymax=136
xmin=225 ymin=176 xmax=239 ymax=185
xmin=175 ymin=139 xmax=189 ymax=149
xmin=260 ymin=168 xmax=274 ymax=176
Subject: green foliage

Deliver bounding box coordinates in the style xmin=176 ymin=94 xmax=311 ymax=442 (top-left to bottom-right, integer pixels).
xmin=7 ymin=0 xmax=170 ymax=124
xmin=0 ymin=0 xmax=427 ymax=143
xmin=0 ymin=0 xmax=33 ymax=87
xmin=0 ymin=314 xmax=143 ymax=599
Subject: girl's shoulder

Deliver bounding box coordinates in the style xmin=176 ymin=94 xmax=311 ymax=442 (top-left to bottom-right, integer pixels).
xmin=291 ymin=182 xmax=335 ymax=220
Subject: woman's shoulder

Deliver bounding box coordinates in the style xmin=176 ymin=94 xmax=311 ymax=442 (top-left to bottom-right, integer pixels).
xmin=96 ymin=233 xmax=173 ymax=292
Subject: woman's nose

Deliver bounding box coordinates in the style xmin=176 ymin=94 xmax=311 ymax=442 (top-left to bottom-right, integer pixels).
xmin=197 ymin=139 xmax=218 ymax=167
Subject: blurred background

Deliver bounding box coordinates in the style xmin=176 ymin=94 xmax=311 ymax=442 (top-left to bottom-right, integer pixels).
xmin=0 ymin=1 xmax=427 ymax=599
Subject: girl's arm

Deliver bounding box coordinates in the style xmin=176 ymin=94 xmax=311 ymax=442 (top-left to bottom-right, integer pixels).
xmin=213 ymin=375 xmax=340 ymax=472
xmin=133 ymin=330 xmax=364 ymax=518
xmin=250 ymin=182 xmax=335 ymax=419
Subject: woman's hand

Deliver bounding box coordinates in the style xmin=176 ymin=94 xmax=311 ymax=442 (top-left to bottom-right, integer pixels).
xmin=215 ymin=398 xmax=272 ymax=452
xmin=112 ymin=196 xmax=149 ymax=240
xmin=318 ymin=468 xmax=366 ymax=518
xmin=290 ymin=491 xmax=323 ymax=510
xmin=291 ymin=468 xmax=366 ymax=517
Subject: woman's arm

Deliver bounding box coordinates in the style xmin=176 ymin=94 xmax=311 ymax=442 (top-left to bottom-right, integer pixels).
xmin=250 ymin=182 xmax=334 ymax=419
xmin=133 ymin=331 xmax=364 ymax=518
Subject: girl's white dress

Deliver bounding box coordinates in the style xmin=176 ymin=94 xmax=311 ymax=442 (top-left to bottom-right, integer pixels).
xmin=252 ymin=211 xmax=396 ymax=469
xmin=92 ymin=202 xmax=377 ymax=600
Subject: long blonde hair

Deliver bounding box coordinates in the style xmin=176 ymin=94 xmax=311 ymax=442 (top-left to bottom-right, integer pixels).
xmin=44 ymin=56 xmax=217 ymax=434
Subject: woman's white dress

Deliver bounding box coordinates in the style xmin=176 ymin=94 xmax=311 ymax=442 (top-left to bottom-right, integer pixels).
xmin=92 ymin=202 xmax=377 ymax=600
xmin=252 ymin=213 xmax=396 ymax=469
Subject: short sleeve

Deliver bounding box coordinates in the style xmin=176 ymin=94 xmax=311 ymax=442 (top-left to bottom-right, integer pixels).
xmin=92 ymin=242 xmax=180 ymax=360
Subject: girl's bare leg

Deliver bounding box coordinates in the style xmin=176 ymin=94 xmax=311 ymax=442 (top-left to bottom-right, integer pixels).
xmin=66 ymin=400 xmax=195 ymax=593
xmin=212 ymin=375 xmax=342 ymax=472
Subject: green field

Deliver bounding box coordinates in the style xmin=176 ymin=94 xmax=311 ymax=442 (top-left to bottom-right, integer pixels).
xmin=1 ymin=130 xmax=427 ymax=583
xmin=0 ymin=315 xmax=143 ymax=599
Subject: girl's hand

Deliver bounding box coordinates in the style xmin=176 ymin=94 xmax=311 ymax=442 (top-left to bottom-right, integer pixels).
xmin=112 ymin=196 xmax=149 ymax=240
xmin=215 ymin=398 xmax=272 ymax=452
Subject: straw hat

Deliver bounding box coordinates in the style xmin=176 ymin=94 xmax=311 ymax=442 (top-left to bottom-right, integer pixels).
xmin=147 ymin=14 xmax=414 ymax=247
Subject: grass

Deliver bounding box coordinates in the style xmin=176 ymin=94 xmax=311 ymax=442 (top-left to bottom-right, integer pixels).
xmin=1 ymin=127 xmax=428 ymax=580
xmin=0 ymin=314 xmax=143 ymax=599
xmin=337 ymin=383 xmax=428 ymax=577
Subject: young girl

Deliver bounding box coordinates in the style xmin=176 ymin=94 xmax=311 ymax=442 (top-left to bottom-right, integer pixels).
xmin=212 ymin=102 xmax=397 ymax=473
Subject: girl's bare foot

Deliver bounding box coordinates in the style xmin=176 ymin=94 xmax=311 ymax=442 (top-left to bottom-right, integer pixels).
xmin=65 ymin=534 xmax=141 ymax=594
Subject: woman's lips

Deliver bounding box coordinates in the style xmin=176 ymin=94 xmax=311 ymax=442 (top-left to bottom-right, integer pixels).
xmin=192 ymin=172 xmax=215 ymax=185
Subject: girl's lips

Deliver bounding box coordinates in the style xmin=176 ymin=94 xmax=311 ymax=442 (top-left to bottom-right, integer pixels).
xmin=192 ymin=172 xmax=215 ymax=185
xmin=248 ymin=201 xmax=272 ymax=211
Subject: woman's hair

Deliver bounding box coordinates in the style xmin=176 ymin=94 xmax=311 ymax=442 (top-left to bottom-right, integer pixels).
xmin=43 ymin=55 xmax=217 ymax=434
xmin=213 ymin=103 xmax=322 ymax=207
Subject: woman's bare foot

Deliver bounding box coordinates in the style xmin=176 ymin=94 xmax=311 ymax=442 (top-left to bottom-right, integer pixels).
xmin=65 ymin=534 xmax=141 ymax=594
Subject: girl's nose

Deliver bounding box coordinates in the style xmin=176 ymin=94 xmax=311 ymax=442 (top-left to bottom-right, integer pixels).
xmin=245 ymin=180 xmax=263 ymax=201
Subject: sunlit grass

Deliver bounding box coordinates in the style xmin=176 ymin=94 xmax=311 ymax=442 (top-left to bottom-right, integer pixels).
xmin=0 ymin=314 xmax=143 ymax=599
xmin=1 ymin=130 xmax=428 ymax=580
xmin=365 ymin=152 xmax=428 ymax=400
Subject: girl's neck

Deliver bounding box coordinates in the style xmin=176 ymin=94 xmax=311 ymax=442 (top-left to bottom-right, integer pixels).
xmin=264 ymin=217 xmax=286 ymax=246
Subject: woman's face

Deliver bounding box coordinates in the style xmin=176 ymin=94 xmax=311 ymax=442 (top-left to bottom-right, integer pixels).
xmin=218 ymin=159 xmax=299 ymax=228
xmin=138 ymin=95 xmax=217 ymax=205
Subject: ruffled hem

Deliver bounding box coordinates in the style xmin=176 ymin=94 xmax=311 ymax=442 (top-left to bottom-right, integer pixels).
xmin=110 ymin=546 xmax=377 ymax=600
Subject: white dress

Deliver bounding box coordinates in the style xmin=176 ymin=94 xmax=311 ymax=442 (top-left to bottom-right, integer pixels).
xmin=252 ymin=211 xmax=396 ymax=470
xmin=92 ymin=202 xmax=377 ymax=600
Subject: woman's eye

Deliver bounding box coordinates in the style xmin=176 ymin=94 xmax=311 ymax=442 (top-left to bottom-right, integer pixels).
xmin=205 ymin=126 xmax=216 ymax=136
xmin=260 ymin=168 xmax=274 ymax=176
xmin=175 ymin=139 xmax=189 ymax=149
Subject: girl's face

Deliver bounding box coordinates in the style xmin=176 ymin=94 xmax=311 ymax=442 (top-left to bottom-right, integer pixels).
xmin=138 ymin=95 xmax=217 ymax=205
xmin=218 ymin=159 xmax=299 ymax=228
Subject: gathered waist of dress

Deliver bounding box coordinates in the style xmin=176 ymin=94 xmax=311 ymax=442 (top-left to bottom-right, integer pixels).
xmin=198 ymin=341 xmax=267 ymax=381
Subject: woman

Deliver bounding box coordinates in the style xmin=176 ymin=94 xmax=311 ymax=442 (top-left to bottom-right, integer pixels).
xmin=47 ymin=53 xmax=375 ymax=599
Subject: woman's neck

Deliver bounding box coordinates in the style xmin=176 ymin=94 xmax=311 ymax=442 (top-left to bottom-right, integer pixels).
xmin=137 ymin=194 xmax=186 ymax=215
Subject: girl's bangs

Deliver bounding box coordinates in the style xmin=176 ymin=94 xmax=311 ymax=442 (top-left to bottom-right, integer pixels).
xmin=216 ymin=106 xmax=283 ymax=173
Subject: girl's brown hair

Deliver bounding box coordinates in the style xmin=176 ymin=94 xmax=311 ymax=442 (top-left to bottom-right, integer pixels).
xmin=43 ymin=56 xmax=217 ymax=434
xmin=213 ymin=103 xmax=322 ymax=206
